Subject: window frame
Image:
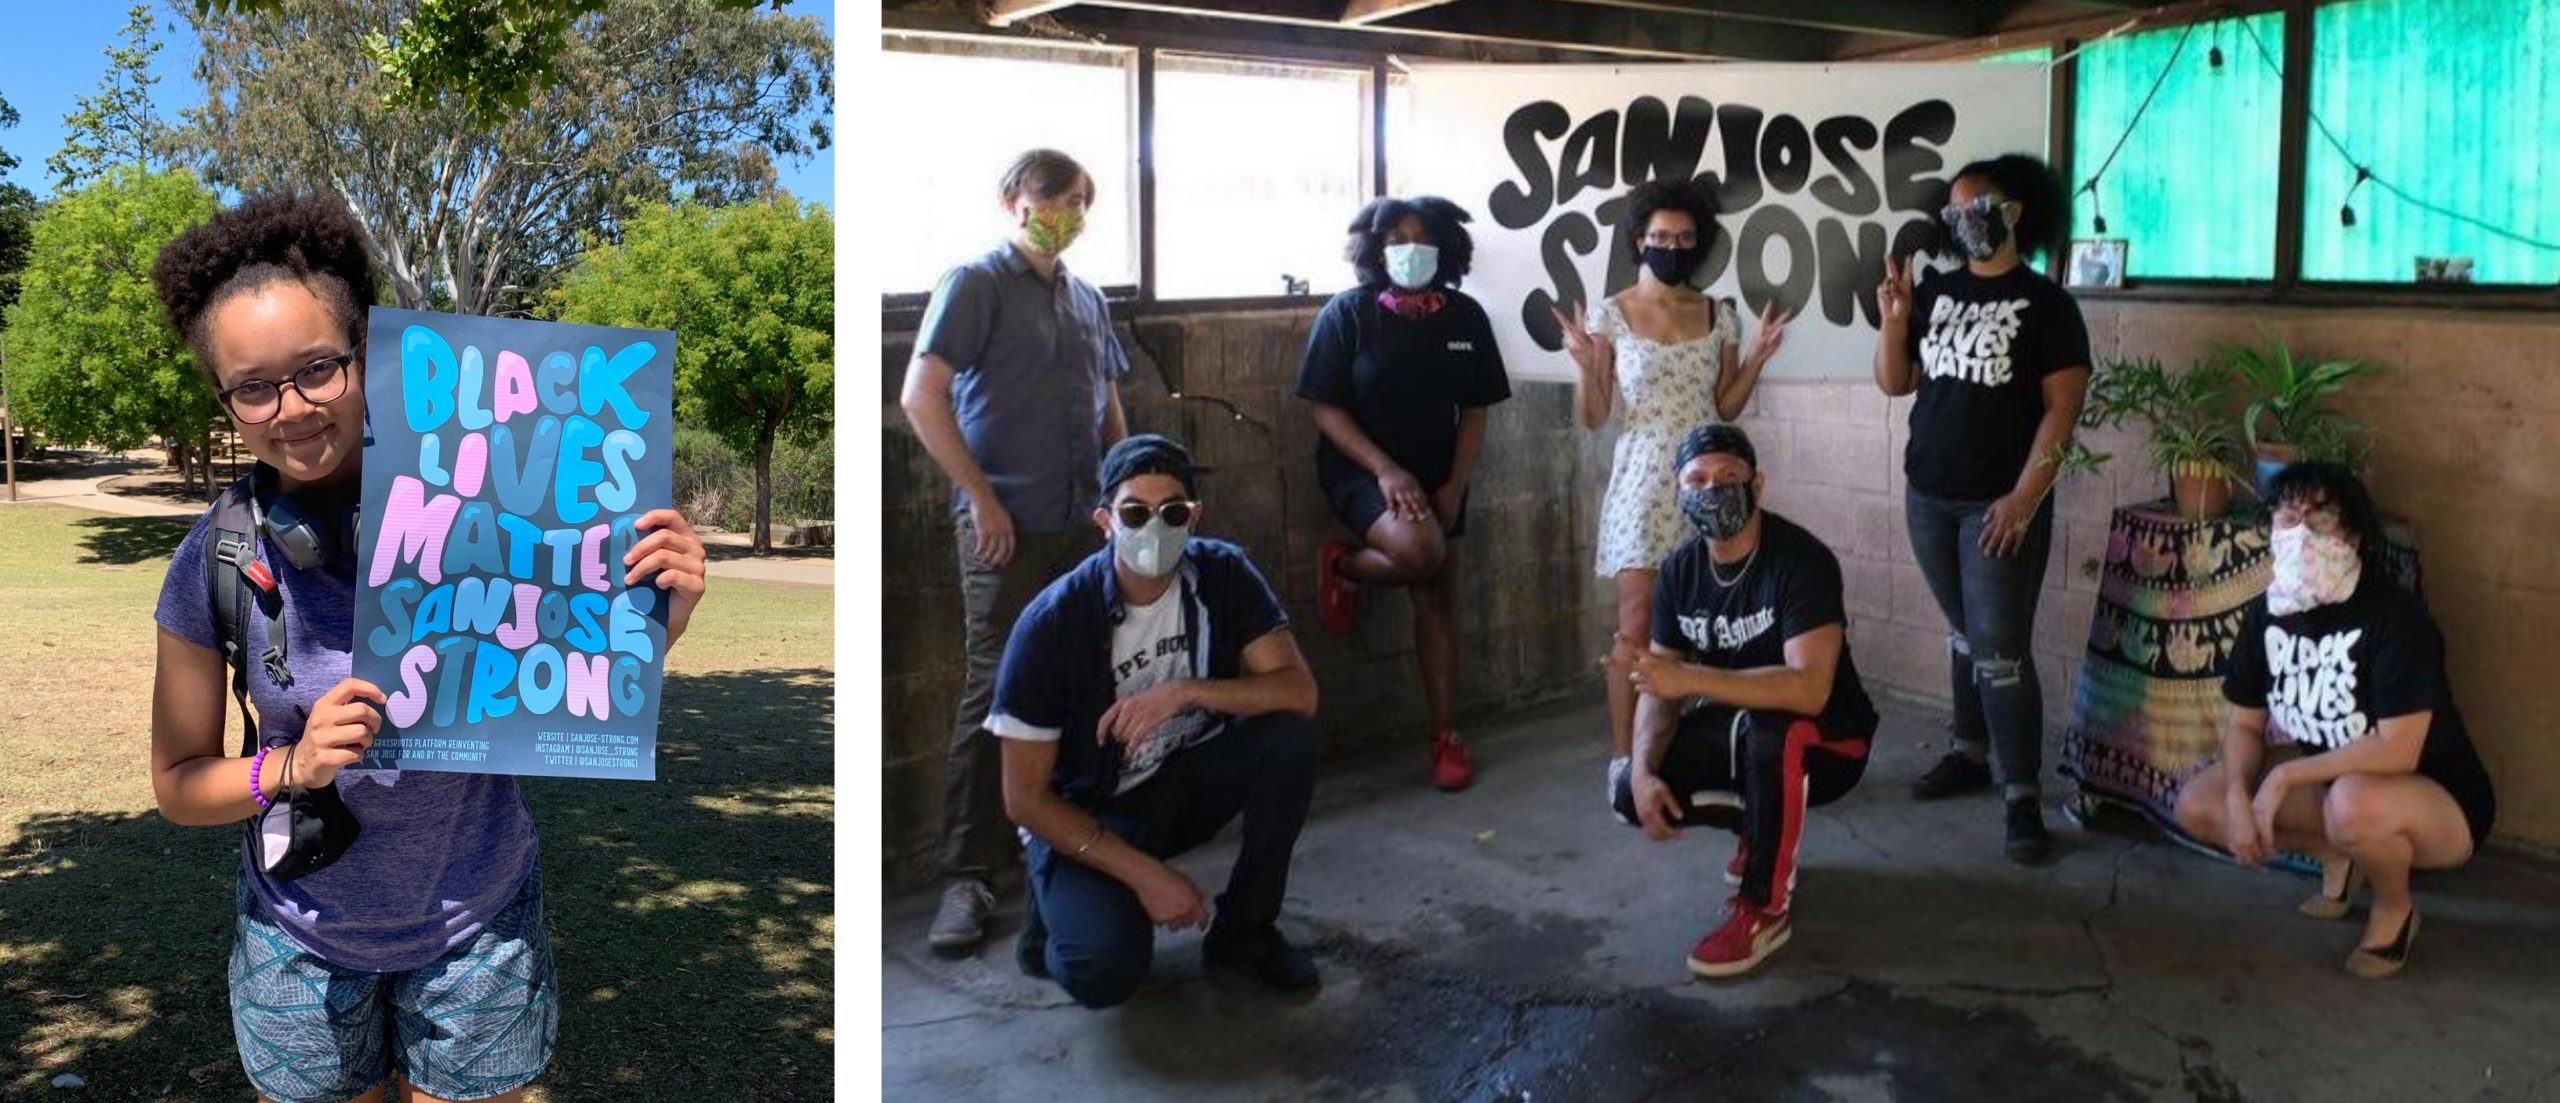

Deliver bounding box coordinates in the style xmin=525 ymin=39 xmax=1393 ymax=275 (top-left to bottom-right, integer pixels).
xmin=883 ymin=0 xmax=2560 ymax=325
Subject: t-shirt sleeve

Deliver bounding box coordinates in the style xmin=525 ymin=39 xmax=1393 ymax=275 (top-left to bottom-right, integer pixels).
xmin=2222 ymin=601 xmax=2271 ymax=710
xmin=915 ymin=264 xmax=997 ymax=371
xmin=1650 ymin=553 xmax=1687 ymax=651
xmin=1294 ymin=297 xmax=1357 ymax=407
xmin=2366 ymin=598 xmax=2448 ymax=722
xmin=2037 ymin=284 xmax=2094 ymax=379
xmin=987 ymin=597 xmax=1068 ymax=742
xmin=1460 ymin=300 xmax=1512 ymax=408
xmin=1098 ymin=310 xmax=1133 ymax=383
xmin=1778 ymin=541 xmax=1849 ymax=642
xmin=154 ymin=514 xmax=223 ymax=652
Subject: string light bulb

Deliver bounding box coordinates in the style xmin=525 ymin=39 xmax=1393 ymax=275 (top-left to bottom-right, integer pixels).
xmin=2208 ymin=18 xmax=2224 ymax=69
xmin=2340 ymin=166 xmax=2371 ymax=228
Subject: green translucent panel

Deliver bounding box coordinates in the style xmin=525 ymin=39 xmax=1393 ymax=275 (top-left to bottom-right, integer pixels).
xmin=2304 ymin=0 xmax=2560 ymax=284
xmin=2070 ymin=13 xmax=2285 ymax=279
xmin=1980 ymin=47 xmax=2051 ymax=66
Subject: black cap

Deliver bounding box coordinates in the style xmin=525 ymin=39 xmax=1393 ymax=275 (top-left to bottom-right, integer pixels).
xmin=1098 ymin=433 xmax=1196 ymax=500
xmin=1676 ymin=423 xmax=1757 ymax=472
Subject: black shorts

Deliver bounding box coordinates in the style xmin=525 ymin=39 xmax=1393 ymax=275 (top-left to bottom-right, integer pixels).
xmin=1323 ymin=473 xmax=1468 ymax=539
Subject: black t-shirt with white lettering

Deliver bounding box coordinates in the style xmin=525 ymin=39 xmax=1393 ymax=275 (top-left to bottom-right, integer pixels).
xmin=1650 ymin=512 xmax=1878 ymax=736
xmin=1901 ymin=265 xmax=2091 ymax=501
xmin=1296 ymin=286 xmax=1511 ymax=493
xmin=2222 ymin=573 xmax=2495 ymax=822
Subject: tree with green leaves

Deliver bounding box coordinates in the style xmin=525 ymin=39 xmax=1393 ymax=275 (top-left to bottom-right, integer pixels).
xmin=1 ymin=167 xmax=222 ymax=495
xmin=198 ymin=0 xmax=789 ymax=122
xmin=553 ymin=198 xmax=832 ymax=553
xmin=47 ymin=4 xmax=176 ymax=193
xmin=0 ymin=91 xmax=39 ymax=324
xmin=184 ymin=0 xmax=831 ymax=317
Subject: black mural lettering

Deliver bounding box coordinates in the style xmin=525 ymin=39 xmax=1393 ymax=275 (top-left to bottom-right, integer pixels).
xmin=1620 ymin=95 xmax=1715 ymax=186
xmin=1882 ymin=99 xmax=1957 ymax=213
xmin=1890 ymin=213 xmax=1942 ymax=266
xmin=1815 ymin=217 xmax=1891 ymax=326
xmin=1557 ymin=109 xmax=1622 ymax=208
xmin=1703 ymin=103 xmax=1765 ymax=211
xmin=1759 ymin=113 xmax=1813 ymax=196
xmin=1524 ymin=212 xmax=1603 ymax=351
xmin=1811 ymin=115 xmax=1882 ymax=215
xmin=1489 ymin=100 xmax=1572 ymax=230
xmin=1738 ymin=206 xmax=1816 ymax=319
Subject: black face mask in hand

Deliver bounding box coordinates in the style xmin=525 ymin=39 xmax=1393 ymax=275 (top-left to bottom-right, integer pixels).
xmin=253 ymin=729 xmax=361 ymax=883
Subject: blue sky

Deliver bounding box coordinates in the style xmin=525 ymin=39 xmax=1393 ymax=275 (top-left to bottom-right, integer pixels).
xmin=0 ymin=2 xmax=835 ymax=207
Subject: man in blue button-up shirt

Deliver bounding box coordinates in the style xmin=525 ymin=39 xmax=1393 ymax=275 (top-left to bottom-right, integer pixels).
xmin=901 ymin=148 xmax=1131 ymax=955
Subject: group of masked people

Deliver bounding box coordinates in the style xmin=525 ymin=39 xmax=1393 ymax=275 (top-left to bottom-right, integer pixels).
xmin=900 ymin=147 xmax=2496 ymax=1007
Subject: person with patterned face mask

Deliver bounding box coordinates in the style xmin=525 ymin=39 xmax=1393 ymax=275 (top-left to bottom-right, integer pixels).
xmin=902 ymin=148 xmax=1135 ymax=957
xmin=988 ymin=434 xmax=1327 ymax=1007
xmin=1296 ymin=195 xmax=1514 ymax=793
xmin=1617 ymin=424 xmax=1880 ymax=979
xmin=2175 ymin=463 xmax=2496 ymax=980
xmin=1871 ymin=153 xmax=2092 ymax=867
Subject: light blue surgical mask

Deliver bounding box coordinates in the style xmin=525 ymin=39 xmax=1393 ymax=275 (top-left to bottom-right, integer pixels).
xmin=1114 ymin=517 xmax=1191 ymax=578
xmin=1383 ymin=243 xmax=1440 ymax=290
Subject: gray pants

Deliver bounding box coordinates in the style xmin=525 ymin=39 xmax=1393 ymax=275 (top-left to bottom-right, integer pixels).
xmin=1904 ymin=489 xmax=2055 ymax=800
xmin=939 ymin=513 xmax=1104 ymax=884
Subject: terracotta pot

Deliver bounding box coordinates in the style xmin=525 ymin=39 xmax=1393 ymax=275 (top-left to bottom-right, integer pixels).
xmin=2172 ymin=459 xmax=2233 ymax=520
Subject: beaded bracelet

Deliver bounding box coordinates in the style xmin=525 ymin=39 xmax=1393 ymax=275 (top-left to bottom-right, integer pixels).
xmin=250 ymin=745 xmax=274 ymax=809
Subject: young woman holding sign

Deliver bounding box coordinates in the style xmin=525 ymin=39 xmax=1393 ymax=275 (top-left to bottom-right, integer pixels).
xmin=1553 ymin=177 xmax=1789 ymax=818
xmin=144 ymin=193 xmax=710 ymax=1103
xmin=1872 ymin=154 xmax=2090 ymax=865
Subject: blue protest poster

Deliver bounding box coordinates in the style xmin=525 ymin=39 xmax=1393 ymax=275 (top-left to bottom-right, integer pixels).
xmin=349 ymin=307 xmax=677 ymax=781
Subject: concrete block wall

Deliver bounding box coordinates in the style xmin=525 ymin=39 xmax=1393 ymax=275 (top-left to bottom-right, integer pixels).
xmin=883 ymin=299 xmax=2560 ymax=882
xmin=881 ymin=310 xmax=1620 ymax=885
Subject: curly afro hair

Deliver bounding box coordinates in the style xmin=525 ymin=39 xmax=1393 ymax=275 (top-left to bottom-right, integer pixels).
xmin=151 ymin=191 xmax=379 ymax=381
xmin=1622 ymin=177 xmax=1721 ymax=251
xmin=1344 ymin=196 xmax=1475 ymax=289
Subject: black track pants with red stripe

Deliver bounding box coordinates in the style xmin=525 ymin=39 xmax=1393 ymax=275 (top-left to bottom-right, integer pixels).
xmin=1613 ymin=704 xmax=1871 ymax=914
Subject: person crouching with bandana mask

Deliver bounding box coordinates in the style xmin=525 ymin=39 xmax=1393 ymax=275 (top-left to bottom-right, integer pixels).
xmin=990 ymin=434 xmax=1324 ymax=1008
xmin=1619 ymin=424 xmax=1881 ymax=978
xmin=2174 ymin=463 xmax=2495 ymax=979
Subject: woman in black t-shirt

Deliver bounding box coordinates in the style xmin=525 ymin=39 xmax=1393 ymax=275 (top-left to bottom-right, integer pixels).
xmin=2175 ymin=464 xmax=2494 ymax=979
xmin=1871 ymin=154 xmax=2090 ymax=865
xmin=1295 ymin=196 xmax=1512 ymax=793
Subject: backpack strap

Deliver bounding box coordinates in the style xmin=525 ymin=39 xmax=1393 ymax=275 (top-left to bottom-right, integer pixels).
xmin=205 ymin=475 xmax=291 ymax=760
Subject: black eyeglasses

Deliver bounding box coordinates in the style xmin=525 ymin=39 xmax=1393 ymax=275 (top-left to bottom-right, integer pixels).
xmin=1114 ymin=499 xmax=1198 ymax=529
xmin=217 ymin=352 xmax=357 ymax=425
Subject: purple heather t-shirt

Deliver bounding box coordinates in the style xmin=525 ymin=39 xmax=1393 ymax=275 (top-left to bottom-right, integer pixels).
xmin=157 ymin=507 xmax=539 ymax=973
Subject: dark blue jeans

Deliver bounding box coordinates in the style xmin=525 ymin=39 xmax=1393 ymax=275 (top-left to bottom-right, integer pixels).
xmin=1904 ymin=489 xmax=2055 ymax=800
xmin=1026 ymin=712 xmax=1319 ymax=1009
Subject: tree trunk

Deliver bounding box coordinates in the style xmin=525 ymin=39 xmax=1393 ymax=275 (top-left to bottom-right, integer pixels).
xmin=753 ymin=419 xmax=776 ymax=555
xmin=171 ymin=437 xmax=191 ymax=482
xmin=201 ymin=428 xmax=217 ymax=502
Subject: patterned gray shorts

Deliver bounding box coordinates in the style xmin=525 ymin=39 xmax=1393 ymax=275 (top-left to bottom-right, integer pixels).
xmin=228 ymin=868 xmax=559 ymax=1102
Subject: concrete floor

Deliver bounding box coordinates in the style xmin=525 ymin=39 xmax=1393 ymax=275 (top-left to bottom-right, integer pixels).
xmin=882 ymin=694 xmax=2560 ymax=1103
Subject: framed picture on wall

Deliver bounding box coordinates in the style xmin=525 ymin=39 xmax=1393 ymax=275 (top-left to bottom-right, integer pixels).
xmin=2068 ymin=238 xmax=2128 ymax=289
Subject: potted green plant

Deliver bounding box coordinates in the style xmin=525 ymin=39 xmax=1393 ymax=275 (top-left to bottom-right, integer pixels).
xmin=2082 ymin=356 xmax=2249 ymax=520
xmin=2220 ymin=331 xmax=2381 ymax=491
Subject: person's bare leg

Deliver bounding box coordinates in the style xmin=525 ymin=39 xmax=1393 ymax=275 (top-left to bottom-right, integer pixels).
xmin=1604 ymin=570 xmax=1654 ymax=759
xmin=1339 ymin=514 xmax=1444 ymax=587
xmin=266 ymin=1088 xmax=387 ymax=1103
xmin=1413 ymin=543 xmax=1459 ymax=735
xmin=2324 ymin=772 xmax=2476 ymax=951
xmin=403 ymin=1082 xmax=525 ymax=1103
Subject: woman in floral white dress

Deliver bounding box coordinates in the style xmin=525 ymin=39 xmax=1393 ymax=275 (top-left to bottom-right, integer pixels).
xmin=1554 ymin=178 xmax=1788 ymax=810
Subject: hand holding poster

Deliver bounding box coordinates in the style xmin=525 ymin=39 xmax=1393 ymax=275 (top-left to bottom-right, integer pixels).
xmin=1400 ymin=62 xmax=2048 ymax=381
xmin=351 ymin=308 xmax=677 ymax=780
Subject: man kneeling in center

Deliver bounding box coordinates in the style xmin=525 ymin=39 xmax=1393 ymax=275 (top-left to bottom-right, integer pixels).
xmin=1621 ymin=424 xmax=1882 ymax=978
xmin=993 ymin=434 xmax=1323 ymax=1008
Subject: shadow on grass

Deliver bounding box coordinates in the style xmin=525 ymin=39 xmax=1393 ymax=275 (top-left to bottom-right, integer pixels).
xmin=72 ymin=514 xmax=199 ymax=567
xmin=703 ymin=542 xmax=834 ymax=564
xmin=1 ymin=666 xmax=835 ymax=1102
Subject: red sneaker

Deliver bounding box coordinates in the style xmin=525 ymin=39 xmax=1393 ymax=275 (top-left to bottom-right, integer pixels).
xmin=1318 ymin=541 xmax=1360 ymax=636
xmin=1724 ymin=841 xmax=1749 ymax=887
xmin=1431 ymin=730 xmax=1475 ymax=792
xmin=1686 ymin=899 xmax=1791 ymax=978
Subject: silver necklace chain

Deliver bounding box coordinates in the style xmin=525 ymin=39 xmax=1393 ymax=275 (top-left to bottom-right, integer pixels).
xmin=1709 ymin=536 xmax=1759 ymax=588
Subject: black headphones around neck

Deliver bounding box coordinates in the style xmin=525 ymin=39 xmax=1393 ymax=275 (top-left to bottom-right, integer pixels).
xmin=249 ymin=463 xmax=360 ymax=572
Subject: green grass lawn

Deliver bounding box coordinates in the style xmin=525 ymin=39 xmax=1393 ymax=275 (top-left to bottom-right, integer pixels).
xmin=0 ymin=503 xmax=834 ymax=1101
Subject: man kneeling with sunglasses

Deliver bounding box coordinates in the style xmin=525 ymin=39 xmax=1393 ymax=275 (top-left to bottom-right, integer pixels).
xmin=992 ymin=434 xmax=1323 ymax=1008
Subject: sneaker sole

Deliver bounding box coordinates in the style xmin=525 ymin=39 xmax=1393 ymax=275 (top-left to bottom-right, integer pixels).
xmin=1686 ymin=924 xmax=1791 ymax=979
